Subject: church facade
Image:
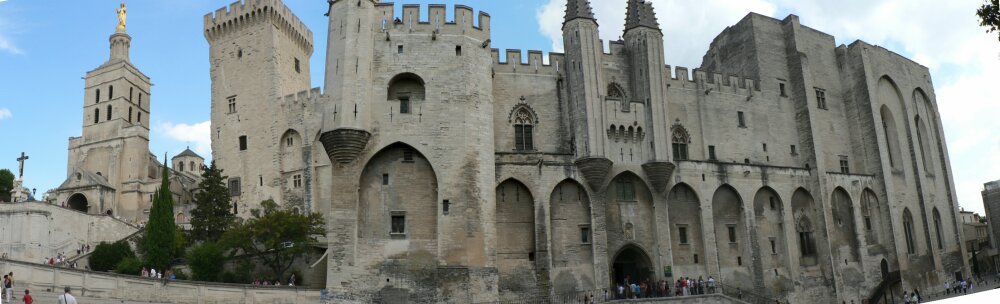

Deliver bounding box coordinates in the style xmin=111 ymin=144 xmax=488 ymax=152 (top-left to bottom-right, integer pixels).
xmin=48 ymin=12 xmax=203 ymax=224
xmin=204 ymin=0 xmax=967 ymax=302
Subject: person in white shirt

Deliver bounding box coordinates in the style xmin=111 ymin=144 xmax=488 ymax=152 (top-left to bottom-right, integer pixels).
xmin=58 ymin=287 xmax=78 ymax=304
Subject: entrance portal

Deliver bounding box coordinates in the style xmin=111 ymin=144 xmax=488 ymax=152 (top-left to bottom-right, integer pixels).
xmin=68 ymin=193 xmax=88 ymax=213
xmin=611 ymin=245 xmax=653 ymax=286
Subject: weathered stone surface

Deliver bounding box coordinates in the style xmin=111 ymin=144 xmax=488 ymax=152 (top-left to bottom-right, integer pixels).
xmin=320 ymin=128 xmax=371 ymax=164
xmin=641 ymin=161 xmax=676 ymax=194
xmin=575 ymin=157 xmax=614 ymax=190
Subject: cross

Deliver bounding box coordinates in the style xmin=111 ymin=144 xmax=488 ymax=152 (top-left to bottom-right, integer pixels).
xmin=16 ymin=152 xmax=28 ymax=179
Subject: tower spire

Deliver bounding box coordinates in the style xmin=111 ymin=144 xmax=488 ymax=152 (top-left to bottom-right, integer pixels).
xmin=625 ymin=0 xmax=659 ymax=31
xmin=564 ymin=0 xmax=596 ymax=25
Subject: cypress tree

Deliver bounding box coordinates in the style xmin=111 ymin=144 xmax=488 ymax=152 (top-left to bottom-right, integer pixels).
xmin=144 ymin=156 xmax=177 ymax=269
xmin=190 ymin=161 xmax=234 ymax=242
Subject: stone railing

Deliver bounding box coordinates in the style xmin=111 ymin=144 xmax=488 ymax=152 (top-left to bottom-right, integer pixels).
xmin=0 ymin=259 xmax=321 ymax=304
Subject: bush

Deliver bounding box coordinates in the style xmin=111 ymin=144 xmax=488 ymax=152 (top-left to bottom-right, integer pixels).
xmin=89 ymin=241 xmax=135 ymax=272
xmin=173 ymin=269 xmax=189 ymax=280
xmin=114 ymin=256 xmax=142 ymax=275
xmin=187 ymin=241 xmax=225 ymax=282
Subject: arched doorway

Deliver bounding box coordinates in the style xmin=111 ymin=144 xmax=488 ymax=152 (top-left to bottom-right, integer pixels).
xmin=68 ymin=193 xmax=88 ymax=213
xmin=611 ymin=245 xmax=653 ymax=286
xmin=495 ymin=178 xmax=537 ymax=293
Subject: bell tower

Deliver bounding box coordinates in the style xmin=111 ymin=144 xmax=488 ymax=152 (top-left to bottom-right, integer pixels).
xmin=65 ymin=1 xmax=153 ymax=218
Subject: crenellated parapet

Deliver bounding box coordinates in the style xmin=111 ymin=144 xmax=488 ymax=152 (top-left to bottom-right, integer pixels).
xmin=279 ymin=87 xmax=323 ymax=106
xmin=490 ymin=49 xmax=565 ymax=75
xmin=666 ymin=65 xmax=761 ymax=93
xmin=203 ymin=0 xmax=313 ymax=54
xmin=374 ymin=3 xmax=491 ymax=42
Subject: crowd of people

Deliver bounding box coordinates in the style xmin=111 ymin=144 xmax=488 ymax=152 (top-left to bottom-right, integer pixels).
xmin=252 ymin=274 xmax=296 ymax=287
xmin=612 ymin=275 xmax=716 ymax=300
xmin=0 ymin=271 xmax=47 ymax=304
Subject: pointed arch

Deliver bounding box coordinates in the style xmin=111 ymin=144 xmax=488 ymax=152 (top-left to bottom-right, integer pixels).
xmin=606 ymin=82 xmax=627 ymax=100
xmin=668 ymin=183 xmax=705 ymax=273
xmin=68 ymin=193 xmax=89 ymax=213
xmin=861 ymin=188 xmax=892 ymax=249
xmin=878 ymin=77 xmax=905 ymax=171
xmin=902 ymin=208 xmax=916 ymax=254
xmin=932 ymin=207 xmax=944 ymax=250
xmin=549 ymin=179 xmax=596 ymax=293
xmin=606 ymin=172 xmax=656 ymax=265
xmin=712 ymin=185 xmax=747 ymax=269
xmin=357 ymin=142 xmax=438 ymax=242
xmin=914 ymin=115 xmax=933 ymax=174
xmin=510 ymin=104 xmax=537 ymax=151
xmin=610 ymin=243 xmax=654 ymax=286
xmin=831 ymin=187 xmax=860 ymax=261
xmin=671 ymin=122 xmax=690 ymax=160
xmin=496 ymin=178 xmax=537 ymax=293
xmin=792 ymin=188 xmax=824 ymax=266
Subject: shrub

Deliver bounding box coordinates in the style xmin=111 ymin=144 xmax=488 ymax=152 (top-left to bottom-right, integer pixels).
xmin=114 ymin=256 xmax=142 ymax=275
xmin=89 ymin=241 xmax=134 ymax=272
xmin=187 ymin=241 xmax=225 ymax=282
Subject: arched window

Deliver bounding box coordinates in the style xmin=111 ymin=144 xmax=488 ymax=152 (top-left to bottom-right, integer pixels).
xmin=95 ymin=89 xmax=101 ymax=103
xmin=672 ymin=125 xmax=690 ymax=160
xmin=513 ymin=108 xmax=534 ymax=151
xmin=94 ymin=108 xmax=100 ymax=123
xmin=933 ymin=208 xmax=943 ymax=250
xmin=109 ymin=85 xmax=114 ymax=100
xmin=179 ymin=162 xmax=185 ymax=171
xmin=128 ymin=107 xmax=133 ymax=122
xmin=903 ymin=208 xmax=916 ymax=254
xmin=107 ymin=105 xmax=112 ymax=120
xmin=190 ymin=161 xmax=196 ymax=172
xmin=915 ymin=116 xmax=933 ymax=173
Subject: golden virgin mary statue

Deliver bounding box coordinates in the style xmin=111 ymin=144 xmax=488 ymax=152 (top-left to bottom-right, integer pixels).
xmin=116 ymin=2 xmax=127 ymax=33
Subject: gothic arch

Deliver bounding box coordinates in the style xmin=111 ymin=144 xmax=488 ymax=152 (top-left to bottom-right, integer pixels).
xmin=668 ymin=183 xmax=705 ymax=273
xmin=496 ymin=178 xmax=537 ymax=293
xmin=606 ymin=82 xmax=627 ymax=100
xmin=606 ymin=172 xmax=656 ymax=264
xmin=861 ymin=188 xmax=893 ymax=250
xmin=914 ymin=115 xmax=934 ymax=174
xmin=902 ymin=208 xmax=917 ymax=254
xmin=357 ymin=142 xmax=438 ymax=243
xmin=932 ymin=207 xmax=944 ymax=250
xmin=792 ymin=188 xmax=825 ymax=267
xmin=878 ymin=77 xmax=906 ymax=171
xmin=712 ymin=185 xmax=747 ymax=269
xmin=280 ymin=129 xmax=304 ymax=172
xmin=549 ymin=178 xmax=595 ymax=293
xmin=507 ymin=103 xmax=539 ymax=125
xmin=610 ymin=243 xmax=654 ymax=286
xmin=830 ymin=187 xmax=860 ymax=262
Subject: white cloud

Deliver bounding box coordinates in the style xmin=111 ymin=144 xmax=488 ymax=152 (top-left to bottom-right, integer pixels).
xmin=0 ymin=9 xmax=22 ymax=55
xmin=156 ymin=121 xmax=212 ymax=157
xmin=537 ymin=0 xmax=999 ymax=213
xmin=0 ymin=108 xmax=10 ymax=120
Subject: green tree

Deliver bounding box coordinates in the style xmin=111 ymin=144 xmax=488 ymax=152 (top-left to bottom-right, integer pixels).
xmin=220 ymin=199 xmax=324 ymax=278
xmin=187 ymin=241 xmax=225 ymax=282
xmin=114 ymin=256 xmax=142 ymax=275
xmin=0 ymin=169 xmax=14 ymax=202
xmin=143 ymin=162 xmax=177 ymax=269
xmin=979 ymin=0 xmax=1000 ymax=41
xmin=89 ymin=241 xmax=135 ymax=272
xmin=189 ymin=161 xmax=234 ymax=242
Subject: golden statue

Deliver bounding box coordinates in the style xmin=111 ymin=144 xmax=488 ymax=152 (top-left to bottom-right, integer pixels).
xmin=116 ymin=2 xmax=127 ymax=33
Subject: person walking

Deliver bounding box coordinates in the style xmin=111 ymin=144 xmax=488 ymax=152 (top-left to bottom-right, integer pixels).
xmin=57 ymin=287 xmax=76 ymax=304
xmin=21 ymin=289 xmax=31 ymax=304
xmin=944 ymin=281 xmax=950 ymax=295
xmin=708 ymin=276 xmax=716 ymax=294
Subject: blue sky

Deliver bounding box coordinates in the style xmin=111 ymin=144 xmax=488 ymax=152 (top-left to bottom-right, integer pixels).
xmin=1 ymin=0 xmax=997 ymax=214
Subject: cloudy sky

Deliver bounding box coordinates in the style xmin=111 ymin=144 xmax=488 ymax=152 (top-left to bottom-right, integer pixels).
xmin=0 ymin=0 xmax=996 ymax=214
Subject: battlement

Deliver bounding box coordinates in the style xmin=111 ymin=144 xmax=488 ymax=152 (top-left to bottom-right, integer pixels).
xmin=204 ymin=0 xmax=313 ymax=53
xmin=280 ymin=87 xmax=323 ymax=105
xmin=490 ymin=49 xmax=565 ymax=75
xmin=667 ymin=65 xmax=760 ymax=92
xmin=373 ymin=3 xmax=490 ymax=40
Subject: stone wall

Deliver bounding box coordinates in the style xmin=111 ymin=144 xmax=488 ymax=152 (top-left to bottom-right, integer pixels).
xmin=0 ymin=259 xmax=320 ymax=304
xmin=0 ymin=203 xmax=138 ymax=262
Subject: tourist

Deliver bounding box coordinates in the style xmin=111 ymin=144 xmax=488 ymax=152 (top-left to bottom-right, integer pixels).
xmin=902 ymin=291 xmax=909 ymax=304
xmin=698 ymin=277 xmax=705 ymax=295
xmin=967 ymin=277 xmax=973 ymax=292
xmin=289 ymin=273 xmax=296 ymax=286
xmin=961 ymin=279 xmax=967 ymax=294
xmin=22 ymin=289 xmax=31 ymax=304
xmin=708 ymin=276 xmax=716 ymax=294
xmin=944 ymin=280 xmax=950 ymax=295
xmin=682 ymin=277 xmax=689 ymax=296
xmin=617 ymin=283 xmax=624 ymax=299
xmin=4 ymin=272 xmax=13 ymax=302
xmin=910 ymin=291 xmax=919 ymax=304
xmin=57 ymin=287 xmax=77 ymax=304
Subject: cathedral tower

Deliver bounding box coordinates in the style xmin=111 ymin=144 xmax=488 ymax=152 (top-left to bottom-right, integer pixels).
xmin=203 ymin=0 xmax=313 ymax=214
xmin=63 ymin=2 xmax=154 ymax=218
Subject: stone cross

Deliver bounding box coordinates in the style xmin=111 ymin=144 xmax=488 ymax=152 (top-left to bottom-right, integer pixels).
xmin=16 ymin=152 xmax=28 ymax=179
